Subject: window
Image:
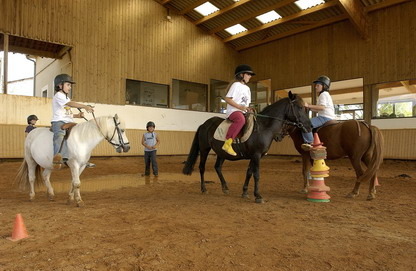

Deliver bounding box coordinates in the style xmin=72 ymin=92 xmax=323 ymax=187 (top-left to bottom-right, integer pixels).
xmin=210 ymin=79 xmax=229 ymax=113
xmin=373 ymin=79 xmax=416 ymax=118
xmin=125 ymin=79 xmax=168 ymax=108
xmin=172 ymin=79 xmax=207 ymax=111
xmin=1 ymin=34 xmax=71 ymax=97
xmin=248 ymin=79 xmax=271 ymax=112
xmin=336 ymin=104 xmax=363 ymax=120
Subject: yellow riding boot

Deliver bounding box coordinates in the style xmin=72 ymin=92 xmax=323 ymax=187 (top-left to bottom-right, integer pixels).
xmin=222 ymin=138 xmax=237 ymax=156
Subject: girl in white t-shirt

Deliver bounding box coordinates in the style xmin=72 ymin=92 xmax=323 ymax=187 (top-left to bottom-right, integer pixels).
xmin=301 ymin=75 xmax=336 ymax=151
xmin=222 ymin=65 xmax=255 ymax=156
xmin=51 ymin=74 xmax=94 ymax=169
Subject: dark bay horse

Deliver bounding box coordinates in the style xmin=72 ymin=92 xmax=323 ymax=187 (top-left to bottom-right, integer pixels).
xmin=183 ymin=92 xmax=312 ymax=203
xmin=289 ymin=120 xmax=384 ymax=200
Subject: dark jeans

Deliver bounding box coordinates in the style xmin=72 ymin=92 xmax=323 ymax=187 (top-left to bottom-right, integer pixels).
xmin=144 ymin=150 xmax=158 ymax=176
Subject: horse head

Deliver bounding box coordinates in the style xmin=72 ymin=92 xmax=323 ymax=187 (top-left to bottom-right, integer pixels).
xmin=104 ymin=114 xmax=131 ymax=153
xmin=286 ymin=91 xmax=312 ymax=133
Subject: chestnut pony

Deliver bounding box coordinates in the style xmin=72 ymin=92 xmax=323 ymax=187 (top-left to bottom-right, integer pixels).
xmin=289 ymin=120 xmax=384 ymax=200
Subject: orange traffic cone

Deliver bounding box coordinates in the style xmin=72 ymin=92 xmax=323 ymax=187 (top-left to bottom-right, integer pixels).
xmin=312 ymin=133 xmax=324 ymax=148
xmin=7 ymin=214 xmax=29 ymax=241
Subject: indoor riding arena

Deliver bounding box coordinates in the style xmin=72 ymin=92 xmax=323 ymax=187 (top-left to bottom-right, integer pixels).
xmin=1 ymin=1 xmax=415 ymax=270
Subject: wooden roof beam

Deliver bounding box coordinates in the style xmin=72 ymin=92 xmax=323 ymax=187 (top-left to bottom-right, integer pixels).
xmin=400 ymin=81 xmax=416 ymax=93
xmin=160 ymin=0 xmax=173 ymax=5
xmin=366 ymin=0 xmax=413 ymax=12
xmin=209 ymin=0 xmax=297 ymax=34
xmin=235 ymin=13 xmax=348 ymax=51
xmin=224 ymin=1 xmax=338 ymax=43
xmin=337 ymin=0 xmax=368 ymax=39
xmin=194 ymin=0 xmax=252 ymax=25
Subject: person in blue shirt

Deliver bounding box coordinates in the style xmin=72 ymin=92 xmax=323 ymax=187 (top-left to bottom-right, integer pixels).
xmin=25 ymin=114 xmax=38 ymax=137
xmin=141 ymin=121 xmax=160 ymax=176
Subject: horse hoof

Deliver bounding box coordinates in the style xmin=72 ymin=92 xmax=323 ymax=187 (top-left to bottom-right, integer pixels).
xmin=241 ymin=194 xmax=249 ymax=199
xmin=48 ymin=196 xmax=55 ymax=201
xmin=367 ymin=194 xmax=376 ymax=201
xmin=346 ymin=192 xmax=358 ymax=198
xmin=255 ymin=198 xmax=265 ymax=204
xmin=223 ymin=189 xmax=230 ymax=195
xmin=201 ymin=191 xmax=208 ymax=195
xmin=77 ymin=201 xmax=85 ymax=207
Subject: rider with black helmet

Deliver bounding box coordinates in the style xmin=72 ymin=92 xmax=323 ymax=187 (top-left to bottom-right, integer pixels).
xmin=51 ymin=74 xmax=95 ymax=170
xmin=25 ymin=114 xmax=39 ymax=136
xmin=222 ymin=64 xmax=255 ymax=156
xmin=301 ymin=75 xmax=336 ymax=151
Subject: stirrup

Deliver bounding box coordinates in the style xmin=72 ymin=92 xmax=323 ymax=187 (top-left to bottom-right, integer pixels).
xmin=53 ymin=154 xmax=63 ymax=170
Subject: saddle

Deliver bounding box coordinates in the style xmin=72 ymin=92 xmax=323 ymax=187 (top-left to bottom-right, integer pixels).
xmin=213 ymin=114 xmax=255 ymax=143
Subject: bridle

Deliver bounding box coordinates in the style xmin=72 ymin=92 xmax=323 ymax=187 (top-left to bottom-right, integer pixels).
xmin=89 ymin=111 xmax=130 ymax=149
xmin=252 ymin=98 xmax=309 ymax=133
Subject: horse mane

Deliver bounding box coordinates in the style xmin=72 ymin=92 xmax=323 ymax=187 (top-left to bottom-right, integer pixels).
xmin=259 ymin=93 xmax=304 ymax=116
xmin=72 ymin=116 xmax=112 ymax=139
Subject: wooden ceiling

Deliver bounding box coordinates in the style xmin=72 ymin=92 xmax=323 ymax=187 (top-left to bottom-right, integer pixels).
xmin=156 ymin=0 xmax=412 ymax=51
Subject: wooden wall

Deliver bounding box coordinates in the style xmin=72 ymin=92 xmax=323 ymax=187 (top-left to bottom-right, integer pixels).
xmin=2 ymin=124 xmax=416 ymax=160
xmin=240 ymin=1 xmax=416 ymax=90
xmin=0 ymin=0 xmax=238 ymax=104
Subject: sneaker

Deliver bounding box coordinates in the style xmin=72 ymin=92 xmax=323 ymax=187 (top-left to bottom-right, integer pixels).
xmin=301 ymin=143 xmax=313 ymax=151
xmin=86 ymin=162 xmax=96 ymax=168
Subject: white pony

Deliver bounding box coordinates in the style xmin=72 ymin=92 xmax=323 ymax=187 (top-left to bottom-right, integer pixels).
xmin=15 ymin=114 xmax=130 ymax=207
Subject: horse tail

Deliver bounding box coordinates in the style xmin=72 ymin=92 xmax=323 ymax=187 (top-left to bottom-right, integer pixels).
xmin=358 ymin=125 xmax=384 ymax=183
xmin=182 ymin=126 xmax=201 ymax=175
xmin=14 ymin=159 xmax=43 ymax=191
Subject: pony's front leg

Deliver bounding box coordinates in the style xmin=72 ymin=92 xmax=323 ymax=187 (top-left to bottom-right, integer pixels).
xmin=301 ymin=155 xmax=312 ymax=194
xmin=242 ymin=160 xmax=254 ymax=199
xmin=42 ymin=169 xmax=55 ymax=201
xmin=69 ymin=164 xmax=85 ymax=207
xmin=214 ymin=156 xmax=229 ymax=194
xmin=251 ymin=156 xmax=264 ymax=203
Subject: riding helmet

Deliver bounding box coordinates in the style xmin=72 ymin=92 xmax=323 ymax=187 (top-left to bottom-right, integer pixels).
xmin=146 ymin=121 xmax=155 ymax=128
xmin=313 ymin=75 xmax=331 ymax=89
xmin=27 ymin=114 xmax=38 ymax=124
xmin=234 ymin=64 xmax=256 ymax=77
xmin=54 ymin=74 xmax=76 ymax=91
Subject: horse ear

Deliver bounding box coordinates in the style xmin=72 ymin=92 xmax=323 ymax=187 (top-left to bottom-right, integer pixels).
xmin=288 ymin=90 xmax=295 ymax=100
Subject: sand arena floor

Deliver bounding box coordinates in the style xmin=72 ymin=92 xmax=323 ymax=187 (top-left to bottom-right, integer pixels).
xmin=0 ymin=155 xmax=415 ymax=270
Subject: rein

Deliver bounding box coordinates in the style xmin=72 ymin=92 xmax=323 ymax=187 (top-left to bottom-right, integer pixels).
xmin=91 ymin=112 xmax=130 ymax=148
xmin=251 ymin=100 xmax=308 ymax=132
xmin=78 ymin=108 xmax=129 ymax=148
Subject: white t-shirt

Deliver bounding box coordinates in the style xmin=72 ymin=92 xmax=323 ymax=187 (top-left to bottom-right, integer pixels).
xmin=51 ymin=91 xmax=74 ymax=123
xmin=225 ymin=82 xmax=251 ymax=117
xmin=317 ymin=91 xmax=336 ymax=119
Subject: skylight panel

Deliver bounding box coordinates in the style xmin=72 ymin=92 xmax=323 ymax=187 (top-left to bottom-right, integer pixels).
xmin=256 ymin=10 xmax=282 ymax=24
xmin=194 ymin=2 xmax=219 ymax=16
xmin=295 ymin=0 xmax=325 ymax=10
xmin=225 ymin=24 xmax=247 ymax=35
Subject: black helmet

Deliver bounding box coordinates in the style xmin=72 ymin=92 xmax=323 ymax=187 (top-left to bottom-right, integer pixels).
xmin=27 ymin=114 xmax=38 ymax=124
xmin=146 ymin=121 xmax=155 ymax=128
xmin=313 ymin=75 xmax=331 ymax=89
xmin=54 ymin=74 xmax=76 ymax=91
xmin=234 ymin=64 xmax=255 ymax=77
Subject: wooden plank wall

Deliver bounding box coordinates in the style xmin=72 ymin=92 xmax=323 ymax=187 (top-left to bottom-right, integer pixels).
xmin=0 ymin=0 xmax=238 ymax=104
xmin=240 ymin=1 xmax=416 ymax=91
xmin=2 ymin=125 xmax=415 ymax=160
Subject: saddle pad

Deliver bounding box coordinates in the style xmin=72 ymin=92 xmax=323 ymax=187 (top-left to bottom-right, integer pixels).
xmin=213 ymin=114 xmax=255 ymax=143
